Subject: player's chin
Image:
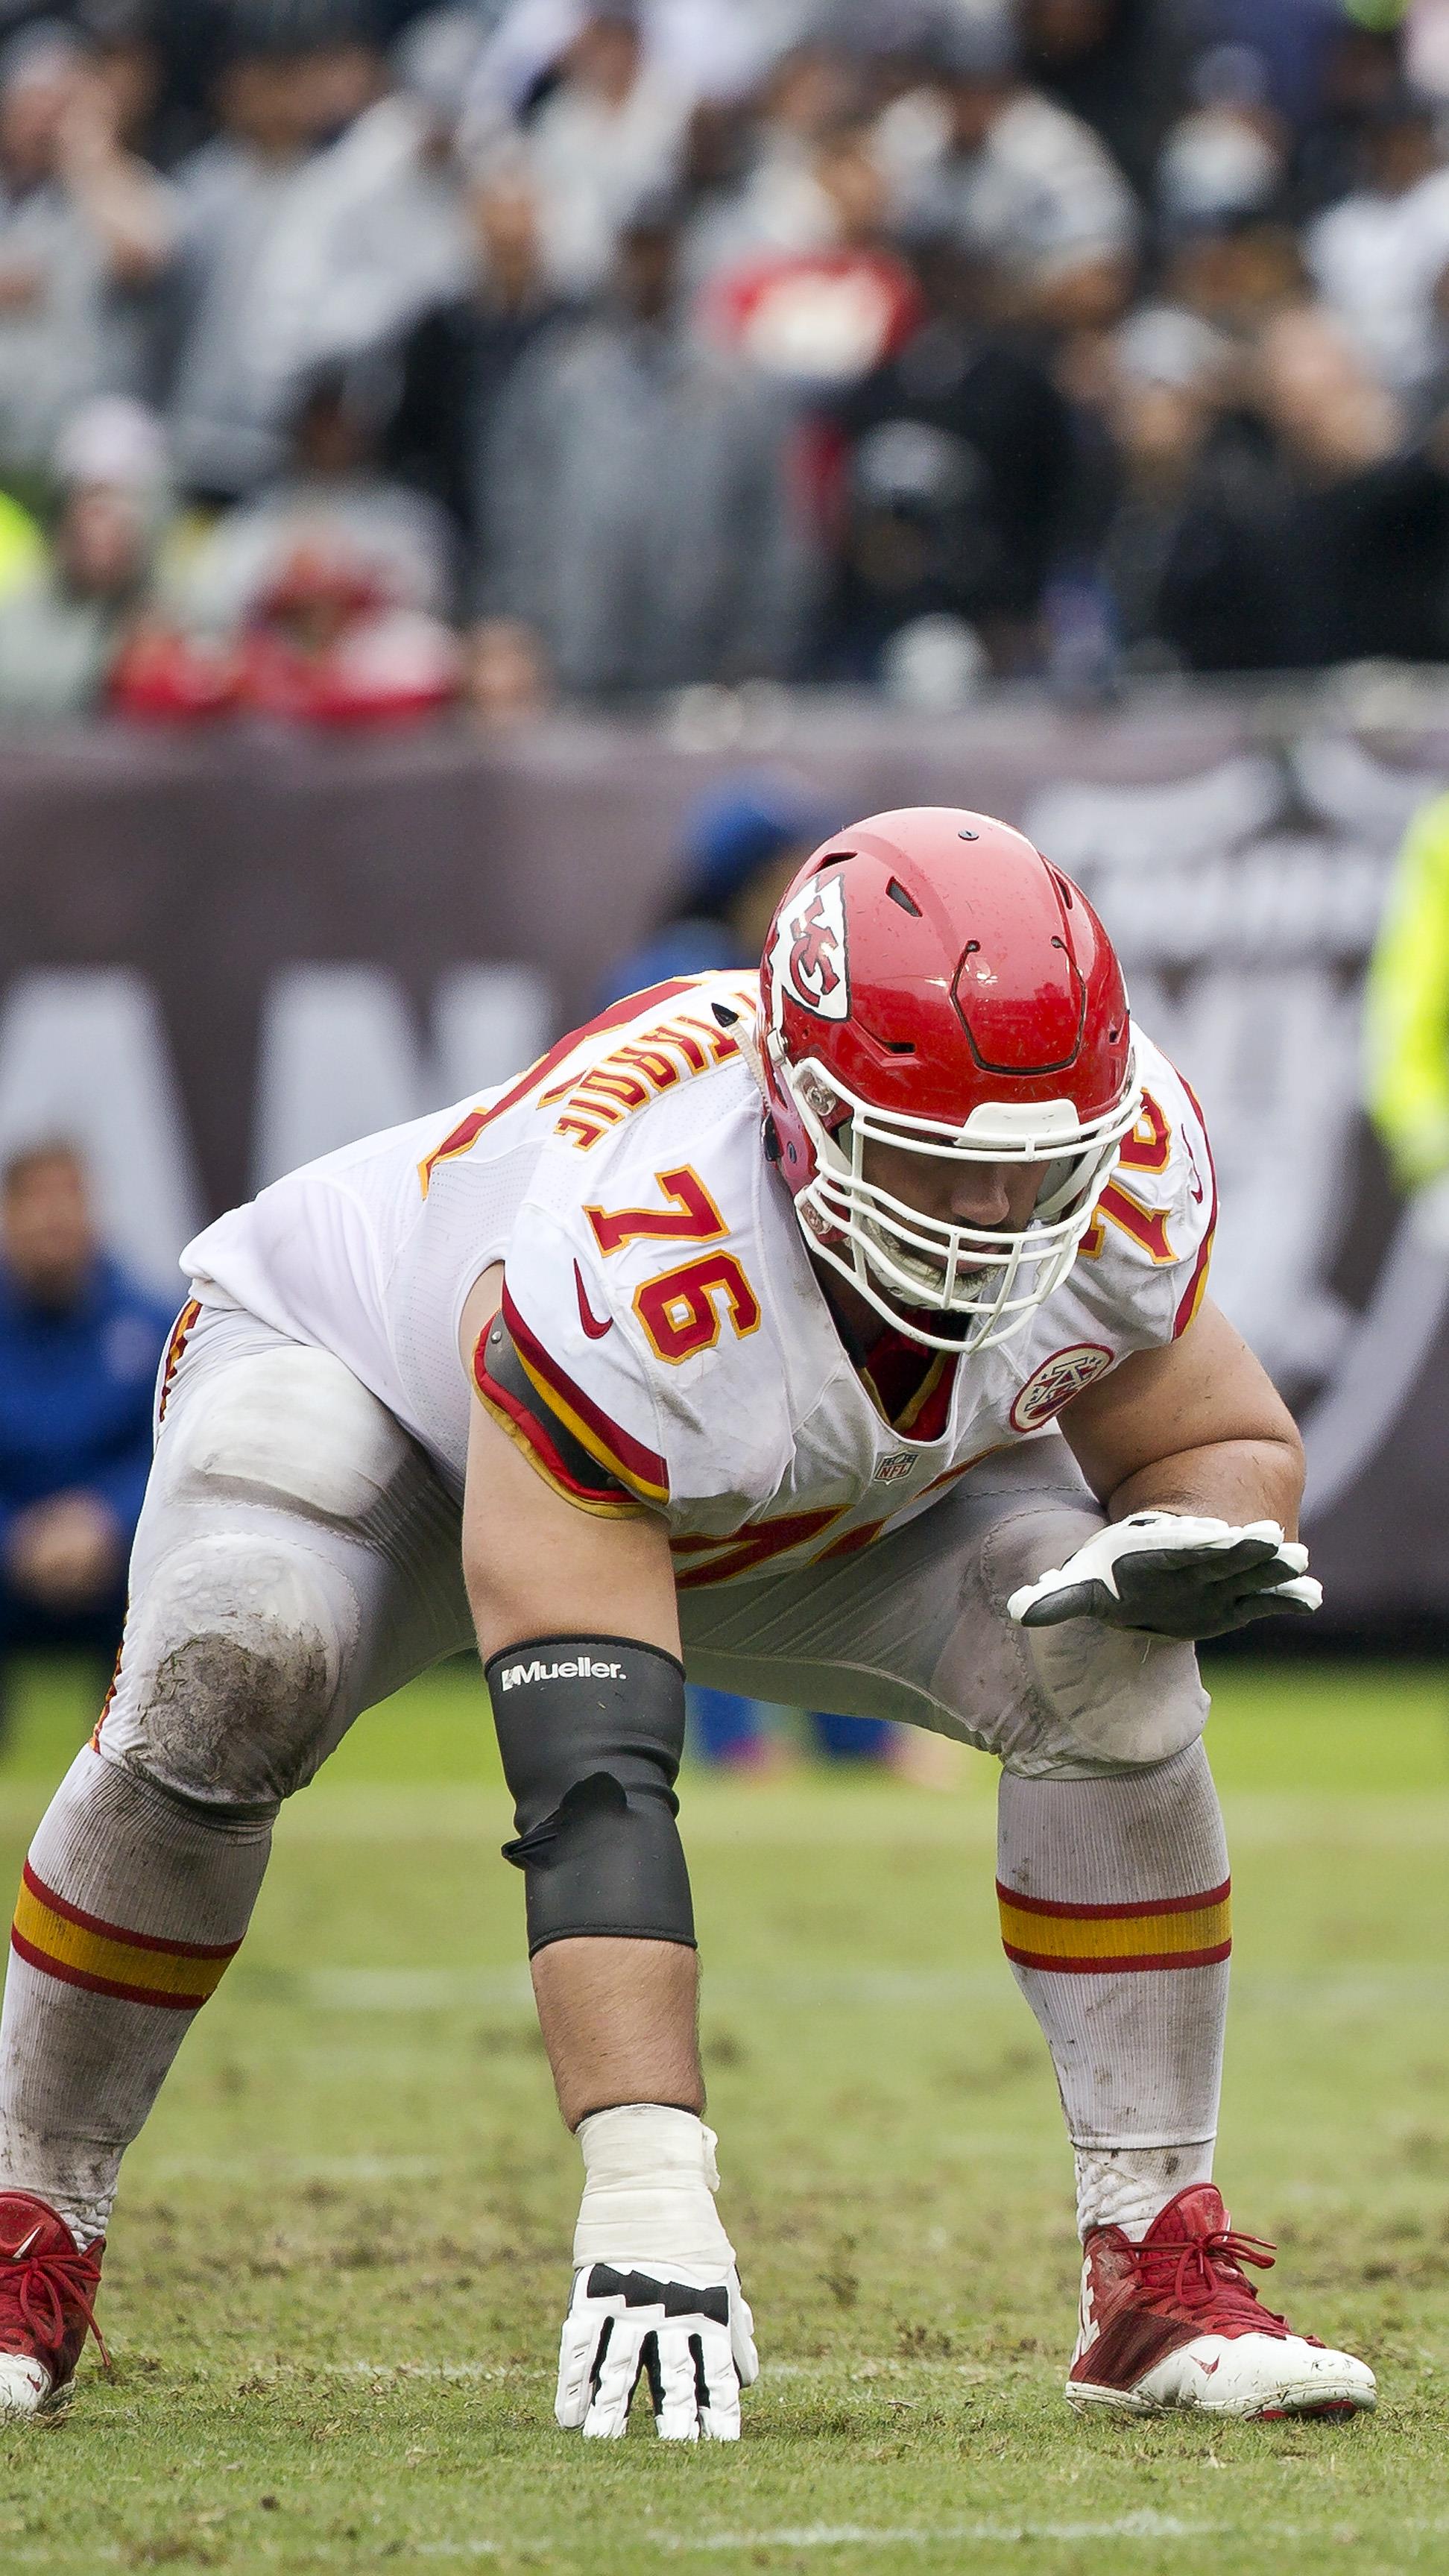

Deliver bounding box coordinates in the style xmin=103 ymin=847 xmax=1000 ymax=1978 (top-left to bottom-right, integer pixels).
xmin=876 ymin=1271 xmax=980 ymax=1341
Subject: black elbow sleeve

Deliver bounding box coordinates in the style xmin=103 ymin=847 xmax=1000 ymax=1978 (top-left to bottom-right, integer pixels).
xmin=484 ymin=1635 xmax=694 ymax=1954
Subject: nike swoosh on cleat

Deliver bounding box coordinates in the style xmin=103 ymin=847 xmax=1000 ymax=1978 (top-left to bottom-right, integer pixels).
xmin=1196 ymin=2356 xmax=1221 ymax=2377
xmin=575 ymin=1263 xmax=613 ymax=1340
xmin=9 ymin=2226 xmax=42 ymax=2260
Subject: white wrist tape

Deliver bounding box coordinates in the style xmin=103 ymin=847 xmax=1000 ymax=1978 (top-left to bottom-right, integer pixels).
xmin=574 ymin=2104 xmax=736 ymax=2275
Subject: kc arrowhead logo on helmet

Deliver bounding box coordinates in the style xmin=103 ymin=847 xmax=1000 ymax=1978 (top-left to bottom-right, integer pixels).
xmin=770 ymin=874 xmax=850 ymax=1020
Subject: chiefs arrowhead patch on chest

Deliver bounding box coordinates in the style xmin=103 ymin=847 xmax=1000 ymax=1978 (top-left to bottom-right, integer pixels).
xmin=1010 ymin=1343 xmax=1114 ymax=1433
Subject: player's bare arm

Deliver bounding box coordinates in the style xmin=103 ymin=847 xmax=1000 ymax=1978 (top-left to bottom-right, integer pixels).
xmin=460 ymin=1267 xmax=699 ymax=2130
xmin=458 ymin=1265 xmax=755 ymax=2438
xmin=1060 ymin=1295 xmax=1304 ymax=1532
xmin=459 ymin=1263 xmax=681 ymax=1665
xmin=1009 ymin=1298 xmax=1319 ymax=1642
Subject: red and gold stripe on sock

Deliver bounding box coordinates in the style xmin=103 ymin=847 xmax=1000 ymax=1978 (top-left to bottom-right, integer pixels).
xmin=997 ymin=1878 xmax=1231 ymax=1974
xmin=10 ymin=1863 xmax=242 ymax=2010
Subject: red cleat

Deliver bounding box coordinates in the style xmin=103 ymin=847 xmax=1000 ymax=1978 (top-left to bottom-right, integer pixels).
xmin=1067 ymin=2182 xmax=1375 ymax=2418
xmin=0 ymin=2191 xmax=108 ymax=2415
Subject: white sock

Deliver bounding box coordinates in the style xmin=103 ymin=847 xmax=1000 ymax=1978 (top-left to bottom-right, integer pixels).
xmin=997 ymin=1743 xmax=1231 ymax=2243
xmin=1073 ymin=2141 xmax=1216 ymax=2241
xmin=0 ymin=1748 xmax=269 ymax=2245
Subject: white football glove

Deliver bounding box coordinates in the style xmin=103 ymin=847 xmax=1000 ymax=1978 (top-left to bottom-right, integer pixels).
xmin=556 ymin=2255 xmax=757 ymax=2440
xmin=1007 ymin=1512 xmax=1322 ymax=1641
xmin=555 ymin=2105 xmax=758 ymax=2441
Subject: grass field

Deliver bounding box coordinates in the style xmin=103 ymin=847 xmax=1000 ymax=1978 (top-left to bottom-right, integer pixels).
xmin=0 ymin=1656 xmax=1447 ymax=2575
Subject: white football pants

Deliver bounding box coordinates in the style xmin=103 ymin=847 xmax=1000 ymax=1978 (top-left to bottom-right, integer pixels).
xmin=89 ymin=1298 xmax=1210 ymax=1808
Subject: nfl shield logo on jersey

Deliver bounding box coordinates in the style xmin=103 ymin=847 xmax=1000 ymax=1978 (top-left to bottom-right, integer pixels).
xmin=771 ymin=872 xmax=850 ymax=1020
xmin=1010 ymin=1343 xmax=1114 ymax=1433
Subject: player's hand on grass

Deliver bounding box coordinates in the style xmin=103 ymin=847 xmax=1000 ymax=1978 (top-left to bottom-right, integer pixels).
xmin=1007 ymin=1512 xmax=1322 ymax=1641
xmin=555 ymin=2258 xmax=758 ymax=2440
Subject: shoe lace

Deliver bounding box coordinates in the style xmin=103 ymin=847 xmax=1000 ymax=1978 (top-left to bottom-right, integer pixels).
xmin=1127 ymin=2223 xmax=1288 ymax=2334
xmin=0 ymin=2232 xmax=110 ymax=2373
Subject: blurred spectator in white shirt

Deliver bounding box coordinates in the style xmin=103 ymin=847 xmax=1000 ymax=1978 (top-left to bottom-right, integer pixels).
xmin=475 ymin=190 xmax=810 ymax=707
xmin=245 ymin=10 xmax=479 ymax=404
xmin=168 ymin=358 xmax=455 ymax=635
xmin=681 ymin=37 xmax=865 ymax=288
xmin=901 ymin=11 xmax=1139 ymax=333
xmin=465 ymin=0 xmax=796 ymax=135
xmin=165 ymin=14 xmax=333 ymax=499
xmin=119 ymin=358 xmax=461 ymax=721
xmin=0 ymin=22 xmax=175 ymax=486
xmin=0 ymin=393 xmax=168 ymax=715
xmin=522 ymin=5 xmax=692 ymax=294
xmin=1306 ymin=84 xmax=1449 ymax=400
xmin=695 ymin=148 xmax=919 ymax=402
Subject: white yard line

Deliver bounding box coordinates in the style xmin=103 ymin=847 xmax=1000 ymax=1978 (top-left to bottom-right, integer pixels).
xmin=414 ymin=2517 xmax=1237 ymax=2559
xmin=669 ymin=2516 xmax=1224 ymax=2550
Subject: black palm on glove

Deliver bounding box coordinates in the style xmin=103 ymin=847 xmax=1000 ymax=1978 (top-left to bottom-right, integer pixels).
xmin=1008 ymin=1515 xmax=1322 ymax=1643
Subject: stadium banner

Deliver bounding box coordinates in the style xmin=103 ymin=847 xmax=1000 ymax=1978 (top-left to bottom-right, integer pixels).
xmin=0 ymin=698 xmax=1446 ymax=1633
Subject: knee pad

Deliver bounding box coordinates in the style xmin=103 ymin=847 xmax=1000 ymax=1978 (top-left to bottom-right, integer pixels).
xmin=108 ymin=1532 xmax=351 ymax=1813
xmin=167 ymin=1345 xmax=415 ymax=1526
xmin=930 ymin=1494 xmax=1210 ymax=1776
xmin=1008 ymin=1617 xmax=1210 ymax=1778
xmin=484 ymin=1638 xmax=692 ymax=1955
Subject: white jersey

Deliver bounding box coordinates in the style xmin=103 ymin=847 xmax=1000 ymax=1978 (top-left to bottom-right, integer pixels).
xmin=183 ymin=972 xmax=1216 ymax=1589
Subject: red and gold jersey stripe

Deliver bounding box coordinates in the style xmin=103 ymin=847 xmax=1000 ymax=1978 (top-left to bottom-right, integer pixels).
xmin=502 ymin=1285 xmax=669 ymax=1506
xmin=472 ymin=1328 xmax=645 ymax=1522
xmin=1082 ymin=1178 xmax=1175 ymax=1265
xmin=670 ymin=1507 xmax=844 ymax=1589
xmin=11 ymin=1863 xmax=242 ymax=2011
xmin=1118 ymin=1090 xmax=1172 ymax=1175
xmin=155 ymin=1297 xmax=201 ymax=1429
xmin=997 ymin=1877 xmax=1231 ymax=1974
xmin=416 ymin=978 xmax=703 ymax=1196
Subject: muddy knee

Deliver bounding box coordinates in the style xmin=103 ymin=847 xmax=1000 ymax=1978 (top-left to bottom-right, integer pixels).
xmin=108 ymin=1533 xmax=353 ymax=1813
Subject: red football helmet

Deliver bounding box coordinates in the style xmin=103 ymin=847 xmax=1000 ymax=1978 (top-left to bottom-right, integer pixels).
xmin=757 ymin=806 xmax=1140 ymax=1353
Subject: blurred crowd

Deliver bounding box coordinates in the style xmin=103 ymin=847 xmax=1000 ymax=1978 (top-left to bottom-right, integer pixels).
xmin=1 ymin=0 xmax=1449 ymax=719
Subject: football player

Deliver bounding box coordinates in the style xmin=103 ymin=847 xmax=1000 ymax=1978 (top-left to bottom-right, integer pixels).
xmin=0 ymin=809 xmax=1375 ymax=2431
